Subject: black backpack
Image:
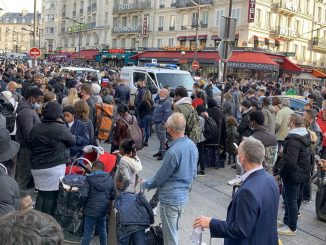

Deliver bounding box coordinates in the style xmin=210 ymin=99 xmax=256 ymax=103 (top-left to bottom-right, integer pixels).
xmin=146 ymin=225 xmax=164 ymax=245
xmin=203 ymin=116 xmax=218 ymax=141
xmin=0 ymin=95 xmax=16 ymax=133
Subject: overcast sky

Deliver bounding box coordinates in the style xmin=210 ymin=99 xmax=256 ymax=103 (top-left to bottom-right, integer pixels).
xmin=0 ymin=0 xmax=42 ymax=13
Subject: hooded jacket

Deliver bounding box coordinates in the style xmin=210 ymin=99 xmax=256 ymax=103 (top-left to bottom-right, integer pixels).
xmin=115 ymin=156 xmax=142 ymax=193
xmin=280 ymin=127 xmax=312 ymax=184
xmin=79 ymin=171 xmax=116 ymax=217
xmin=0 ymin=165 xmax=20 ymax=216
xmin=16 ymin=98 xmax=41 ymax=147
xmin=29 ymin=120 xmax=76 ymax=170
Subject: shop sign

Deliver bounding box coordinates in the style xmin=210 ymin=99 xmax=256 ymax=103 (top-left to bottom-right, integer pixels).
xmin=162 ymin=45 xmax=205 ymax=51
xmin=113 ymin=25 xmax=140 ymax=33
xmin=228 ymin=62 xmax=279 ymax=71
xmin=67 ymin=23 xmax=88 ymax=33
xmin=248 ymin=0 xmax=256 ymax=23
xmin=142 ymin=16 xmax=148 ymax=36
xmin=279 ymin=26 xmax=297 ymax=37
xmin=118 ymin=3 xmax=134 ymax=10
xmin=109 ymin=49 xmax=125 ymax=53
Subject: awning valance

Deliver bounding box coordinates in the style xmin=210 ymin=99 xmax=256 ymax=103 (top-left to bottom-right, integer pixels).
xmin=283 ymin=58 xmax=302 ymax=74
xmin=312 ymin=69 xmax=326 ymax=78
xmin=198 ymin=35 xmax=208 ymax=40
xmin=70 ymin=50 xmax=99 ymax=59
xmin=187 ymin=35 xmax=196 ymax=40
xmin=177 ymin=36 xmax=187 ymax=41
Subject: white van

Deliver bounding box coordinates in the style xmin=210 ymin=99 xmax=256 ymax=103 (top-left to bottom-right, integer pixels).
xmin=120 ymin=66 xmax=194 ymax=103
xmin=59 ymin=67 xmax=101 ymax=83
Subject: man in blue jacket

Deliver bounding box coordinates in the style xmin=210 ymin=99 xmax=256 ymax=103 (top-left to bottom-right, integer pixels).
xmin=193 ymin=137 xmax=279 ymax=245
xmin=143 ymin=112 xmax=198 ymax=245
xmin=152 ymin=88 xmax=172 ymax=161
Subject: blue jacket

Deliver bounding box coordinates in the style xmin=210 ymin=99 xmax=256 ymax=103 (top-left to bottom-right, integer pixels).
xmin=69 ymin=119 xmax=90 ymax=157
xmin=79 ymin=171 xmax=116 ymax=217
xmin=209 ymin=169 xmax=279 ymax=245
xmin=145 ymin=137 xmax=198 ymax=205
xmin=152 ymin=97 xmax=172 ymax=124
xmin=114 ymin=84 xmax=130 ymax=105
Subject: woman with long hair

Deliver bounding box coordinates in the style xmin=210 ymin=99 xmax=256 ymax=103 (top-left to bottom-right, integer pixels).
xmin=74 ymin=100 xmax=95 ymax=145
xmin=138 ymin=90 xmax=153 ymax=146
xmin=61 ymin=88 xmax=79 ymax=108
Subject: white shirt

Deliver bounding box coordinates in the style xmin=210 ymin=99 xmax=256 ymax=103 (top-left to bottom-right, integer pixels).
xmin=68 ymin=121 xmax=74 ymax=129
xmin=241 ymin=165 xmax=264 ymax=182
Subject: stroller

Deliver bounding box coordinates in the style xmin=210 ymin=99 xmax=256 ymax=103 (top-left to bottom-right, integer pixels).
xmin=55 ymin=145 xmax=118 ymax=243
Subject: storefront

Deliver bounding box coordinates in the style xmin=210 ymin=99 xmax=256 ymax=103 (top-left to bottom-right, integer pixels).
xmin=95 ymin=49 xmax=137 ymax=67
xmin=70 ymin=49 xmax=99 ymax=64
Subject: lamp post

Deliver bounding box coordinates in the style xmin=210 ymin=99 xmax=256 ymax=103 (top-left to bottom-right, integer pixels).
xmin=64 ymin=17 xmax=83 ymax=60
xmin=189 ymin=0 xmax=200 ymax=62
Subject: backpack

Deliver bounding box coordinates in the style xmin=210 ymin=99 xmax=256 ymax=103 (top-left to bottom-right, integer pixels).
xmin=0 ymin=96 xmax=16 ymax=133
xmin=176 ymin=104 xmax=201 ymax=143
xmin=95 ymin=103 xmax=114 ymax=140
xmin=121 ymin=116 xmax=143 ymax=150
xmin=146 ymin=225 xmax=164 ymax=245
xmin=203 ymin=116 xmax=218 ymax=141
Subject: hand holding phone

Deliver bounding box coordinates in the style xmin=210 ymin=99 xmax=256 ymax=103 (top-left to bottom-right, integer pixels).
xmin=233 ymin=143 xmax=239 ymax=149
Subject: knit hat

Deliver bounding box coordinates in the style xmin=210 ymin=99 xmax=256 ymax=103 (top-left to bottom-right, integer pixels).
xmin=62 ymin=106 xmax=76 ymax=116
xmin=91 ymin=83 xmax=101 ymax=94
xmin=102 ymin=94 xmax=113 ymax=104
xmin=42 ymin=102 xmax=62 ymax=121
xmin=241 ymin=100 xmax=252 ymax=109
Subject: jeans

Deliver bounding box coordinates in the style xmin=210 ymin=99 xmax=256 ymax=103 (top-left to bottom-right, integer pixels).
xmin=197 ymin=141 xmax=206 ymax=171
xmin=119 ymin=229 xmax=147 ymax=245
xmin=16 ymin=147 xmax=32 ymax=190
xmin=35 ymin=190 xmax=59 ymax=216
xmin=140 ymin=115 xmax=151 ymax=142
xmin=155 ymin=123 xmax=166 ymax=155
xmin=282 ymin=179 xmax=303 ymax=231
xmin=81 ymin=216 xmax=107 ymax=245
xmin=160 ymin=203 xmax=183 ymax=245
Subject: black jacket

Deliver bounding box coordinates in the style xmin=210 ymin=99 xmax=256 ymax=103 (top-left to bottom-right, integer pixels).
xmin=79 ymin=171 xmax=115 ymax=217
xmin=30 ymin=120 xmax=76 ymax=170
xmin=251 ymin=125 xmax=277 ymax=147
xmin=280 ymin=130 xmax=312 ymax=184
xmin=238 ymin=109 xmax=252 ymax=140
xmin=207 ymin=106 xmax=226 ymax=145
xmin=16 ymin=98 xmax=41 ymax=147
xmin=114 ymin=84 xmax=130 ymax=105
xmin=0 ymin=167 xmax=20 ymax=216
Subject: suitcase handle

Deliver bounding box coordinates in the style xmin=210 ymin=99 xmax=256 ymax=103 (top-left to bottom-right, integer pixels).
xmin=69 ymin=157 xmax=93 ymax=175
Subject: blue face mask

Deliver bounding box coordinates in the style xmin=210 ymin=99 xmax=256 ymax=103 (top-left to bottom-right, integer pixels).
xmin=32 ymin=103 xmax=41 ymax=110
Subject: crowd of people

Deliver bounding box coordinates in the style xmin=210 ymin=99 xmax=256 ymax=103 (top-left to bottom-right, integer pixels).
xmin=0 ymin=60 xmax=326 ymax=245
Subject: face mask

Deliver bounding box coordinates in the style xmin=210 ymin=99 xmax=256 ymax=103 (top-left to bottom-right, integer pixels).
xmin=236 ymin=155 xmax=243 ymax=168
xmin=249 ymin=122 xmax=255 ymax=131
xmin=32 ymin=102 xmax=41 ymax=110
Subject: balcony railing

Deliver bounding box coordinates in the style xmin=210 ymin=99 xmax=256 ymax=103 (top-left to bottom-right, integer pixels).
xmin=271 ymin=1 xmax=299 ymax=16
xmin=270 ymin=26 xmax=299 ymax=39
xmin=112 ymin=24 xmax=142 ymax=34
xmin=113 ymin=2 xmax=145 ymax=12
xmin=176 ymin=0 xmax=213 ymax=8
xmin=312 ymin=37 xmax=326 ymax=53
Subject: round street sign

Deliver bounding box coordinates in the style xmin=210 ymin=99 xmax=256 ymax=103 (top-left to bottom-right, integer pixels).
xmin=191 ymin=60 xmax=200 ymax=70
xmin=218 ymin=41 xmax=233 ymax=60
xmin=29 ymin=47 xmax=41 ymax=58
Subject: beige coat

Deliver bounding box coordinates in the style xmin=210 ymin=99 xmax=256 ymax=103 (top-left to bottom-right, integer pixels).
xmin=275 ymin=106 xmax=294 ymax=141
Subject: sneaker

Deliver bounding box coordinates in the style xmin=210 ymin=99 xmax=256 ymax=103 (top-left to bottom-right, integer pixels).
xmin=278 ymin=225 xmax=296 ymax=236
xmin=153 ymin=207 xmax=157 ymax=216
xmin=157 ymin=156 xmax=164 ymax=161
xmin=34 ymin=188 xmax=39 ymax=194
xmin=297 ymin=212 xmax=301 ymax=217
xmin=153 ymin=152 xmax=161 ymax=157
xmin=231 ymin=165 xmax=236 ymax=169
xmin=302 ymin=199 xmax=312 ymax=204
xmin=228 ymin=175 xmax=242 ymax=186
xmin=197 ymin=170 xmax=206 ymax=176
xmin=143 ymin=142 xmax=148 ymax=147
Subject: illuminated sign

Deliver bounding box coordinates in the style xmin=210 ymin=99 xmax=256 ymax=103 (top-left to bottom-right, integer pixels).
xmin=142 ymin=16 xmax=148 ymax=36
xmin=248 ymin=0 xmax=256 ymax=23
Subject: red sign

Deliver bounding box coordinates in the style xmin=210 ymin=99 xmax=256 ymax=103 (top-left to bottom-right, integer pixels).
xmin=29 ymin=47 xmax=41 ymax=58
xmin=191 ymin=61 xmax=200 ymax=70
xmin=248 ymin=0 xmax=256 ymax=23
xmin=142 ymin=16 xmax=148 ymax=36
xmin=109 ymin=49 xmax=125 ymax=53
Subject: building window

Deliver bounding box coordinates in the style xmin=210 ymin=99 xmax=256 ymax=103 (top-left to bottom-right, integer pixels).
xmin=201 ymin=11 xmax=208 ymax=25
xmin=168 ymin=38 xmax=174 ymax=47
xmin=121 ymin=38 xmax=126 ymax=48
xmin=158 ymin=16 xmax=164 ymax=28
xmin=231 ymin=8 xmax=241 ymax=24
xmin=182 ymin=14 xmax=188 ymax=28
xmin=301 ymin=46 xmax=306 ymax=61
xmin=293 ymin=44 xmax=298 ymax=57
xmin=157 ymin=38 xmax=162 ymax=48
xmin=215 ymin=10 xmax=225 ymax=28
xmin=122 ymin=17 xmax=127 ymax=26
xmin=266 ymin=12 xmax=271 ymax=28
xmin=105 ymin=12 xmax=108 ymax=23
xmin=131 ymin=38 xmax=136 ymax=48
xmin=132 ymin=16 xmax=138 ymax=26
xmin=170 ymin=15 xmax=175 ymax=27
xmin=143 ymin=37 xmax=148 ymax=48
xmin=13 ymin=18 xmax=17 ymax=23
xmin=191 ymin=12 xmax=198 ymax=27
xmin=112 ymin=39 xmax=117 ymax=48
xmin=113 ymin=17 xmax=119 ymax=26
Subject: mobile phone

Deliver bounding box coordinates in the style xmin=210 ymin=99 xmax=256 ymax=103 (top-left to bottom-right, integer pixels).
xmin=233 ymin=143 xmax=239 ymax=149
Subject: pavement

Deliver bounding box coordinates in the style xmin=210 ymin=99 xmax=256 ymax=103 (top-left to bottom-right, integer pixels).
xmin=63 ymin=136 xmax=326 ymax=245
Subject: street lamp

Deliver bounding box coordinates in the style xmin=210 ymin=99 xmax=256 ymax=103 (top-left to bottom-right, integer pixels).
xmin=189 ymin=0 xmax=200 ymax=62
xmin=64 ymin=17 xmax=83 ymax=60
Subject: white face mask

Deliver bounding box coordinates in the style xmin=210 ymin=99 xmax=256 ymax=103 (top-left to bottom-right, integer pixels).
xmin=236 ymin=155 xmax=243 ymax=167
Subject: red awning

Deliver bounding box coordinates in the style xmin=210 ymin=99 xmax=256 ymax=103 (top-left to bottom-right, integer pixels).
xmin=177 ymin=36 xmax=187 ymax=41
xmin=187 ymin=35 xmax=196 ymax=40
xmin=228 ymin=52 xmax=278 ymax=65
xmin=312 ymin=69 xmax=326 ymax=78
xmin=70 ymin=50 xmax=99 ymax=59
xmin=198 ymin=35 xmax=208 ymax=40
xmin=211 ymin=35 xmax=220 ymax=40
xmin=282 ymin=57 xmax=302 ymax=73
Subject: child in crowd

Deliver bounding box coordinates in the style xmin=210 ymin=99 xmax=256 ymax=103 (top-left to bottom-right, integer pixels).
xmin=225 ymin=116 xmax=239 ymax=165
xmin=63 ymin=106 xmax=90 ymax=157
xmin=79 ymin=161 xmax=116 ymax=245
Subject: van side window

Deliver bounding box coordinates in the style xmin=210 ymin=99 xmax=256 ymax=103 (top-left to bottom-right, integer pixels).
xmin=133 ymin=72 xmax=157 ymax=94
xmin=133 ymin=72 xmax=146 ymax=86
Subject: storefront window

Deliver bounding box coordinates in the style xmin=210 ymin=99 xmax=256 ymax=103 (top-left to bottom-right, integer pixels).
xmin=200 ymin=39 xmax=206 ymax=48
xmin=180 ymin=40 xmax=186 ymax=46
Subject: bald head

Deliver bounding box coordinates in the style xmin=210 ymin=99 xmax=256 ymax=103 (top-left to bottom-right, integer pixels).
xmin=159 ymin=88 xmax=169 ymax=99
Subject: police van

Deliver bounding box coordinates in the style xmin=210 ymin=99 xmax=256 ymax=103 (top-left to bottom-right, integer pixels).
xmin=120 ymin=64 xmax=194 ymax=104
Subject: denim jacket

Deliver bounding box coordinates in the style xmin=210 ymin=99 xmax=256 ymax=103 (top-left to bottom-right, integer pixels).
xmin=144 ymin=137 xmax=198 ymax=205
xmin=152 ymin=97 xmax=172 ymax=124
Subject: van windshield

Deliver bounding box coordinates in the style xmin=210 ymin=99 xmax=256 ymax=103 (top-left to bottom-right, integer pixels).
xmin=156 ymin=73 xmax=194 ymax=91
